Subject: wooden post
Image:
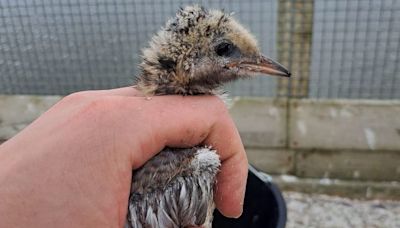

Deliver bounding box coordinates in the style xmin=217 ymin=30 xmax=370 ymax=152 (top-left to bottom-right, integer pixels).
xmin=277 ymin=0 xmax=314 ymax=98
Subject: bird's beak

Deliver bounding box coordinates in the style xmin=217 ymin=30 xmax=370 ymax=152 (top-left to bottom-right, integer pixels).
xmin=230 ymin=55 xmax=291 ymax=77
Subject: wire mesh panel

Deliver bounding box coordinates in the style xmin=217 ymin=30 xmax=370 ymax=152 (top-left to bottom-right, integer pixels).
xmin=310 ymin=0 xmax=400 ymax=99
xmin=0 ymin=0 xmax=399 ymax=99
xmin=0 ymin=0 xmax=278 ymax=96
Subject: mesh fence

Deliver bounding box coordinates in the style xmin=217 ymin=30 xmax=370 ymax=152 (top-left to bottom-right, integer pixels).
xmin=310 ymin=0 xmax=400 ymax=99
xmin=0 ymin=0 xmax=399 ymax=99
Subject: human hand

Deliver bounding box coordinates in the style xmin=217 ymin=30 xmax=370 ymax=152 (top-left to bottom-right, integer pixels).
xmin=0 ymin=87 xmax=247 ymax=227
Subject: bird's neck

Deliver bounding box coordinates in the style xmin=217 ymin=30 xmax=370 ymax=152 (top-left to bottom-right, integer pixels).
xmin=135 ymin=74 xmax=221 ymax=96
xmin=135 ymin=75 xmax=231 ymax=105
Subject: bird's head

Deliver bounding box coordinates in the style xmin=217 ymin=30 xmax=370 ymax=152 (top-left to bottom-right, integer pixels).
xmin=136 ymin=5 xmax=290 ymax=95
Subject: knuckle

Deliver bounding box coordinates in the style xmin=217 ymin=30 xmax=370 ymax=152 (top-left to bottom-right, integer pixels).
xmin=70 ymin=96 xmax=120 ymax=123
xmin=81 ymin=97 xmax=117 ymax=115
xmin=60 ymin=91 xmax=94 ymax=104
xmin=210 ymin=96 xmax=230 ymax=115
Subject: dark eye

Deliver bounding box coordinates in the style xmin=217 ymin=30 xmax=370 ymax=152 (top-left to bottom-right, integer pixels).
xmin=215 ymin=42 xmax=234 ymax=56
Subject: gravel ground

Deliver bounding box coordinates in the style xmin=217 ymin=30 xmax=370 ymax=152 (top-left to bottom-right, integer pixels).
xmin=284 ymin=192 xmax=400 ymax=228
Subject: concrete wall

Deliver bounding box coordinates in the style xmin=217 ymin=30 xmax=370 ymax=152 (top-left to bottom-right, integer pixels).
xmin=230 ymin=98 xmax=400 ymax=183
xmin=290 ymin=99 xmax=400 ymax=150
xmin=1 ymin=95 xmax=399 ymax=196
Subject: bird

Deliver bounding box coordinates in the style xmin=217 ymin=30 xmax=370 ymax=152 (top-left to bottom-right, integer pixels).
xmin=127 ymin=5 xmax=290 ymax=228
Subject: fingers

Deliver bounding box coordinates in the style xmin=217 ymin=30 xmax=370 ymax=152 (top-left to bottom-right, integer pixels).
xmin=98 ymin=87 xmax=145 ymax=97
xmin=204 ymin=111 xmax=248 ymax=218
xmin=119 ymin=95 xmax=247 ymax=218
xmin=61 ymin=87 xmax=143 ymax=100
xmin=123 ymin=95 xmax=221 ymax=168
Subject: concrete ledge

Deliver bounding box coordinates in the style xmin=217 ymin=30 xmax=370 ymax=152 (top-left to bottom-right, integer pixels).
xmin=295 ymin=150 xmax=400 ymax=182
xmin=290 ymin=99 xmax=400 ymax=150
xmin=230 ymin=97 xmax=287 ymax=148
xmin=273 ymin=175 xmax=400 ymax=200
xmin=247 ymin=148 xmax=400 ymax=182
xmin=0 ymin=95 xmax=61 ymax=140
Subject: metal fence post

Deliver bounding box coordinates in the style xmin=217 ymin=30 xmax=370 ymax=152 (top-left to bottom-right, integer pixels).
xmin=277 ymin=0 xmax=314 ymax=98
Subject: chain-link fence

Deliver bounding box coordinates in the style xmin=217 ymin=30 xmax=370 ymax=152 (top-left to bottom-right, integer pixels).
xmin=1 ymin=0 xmax=399 ymax=99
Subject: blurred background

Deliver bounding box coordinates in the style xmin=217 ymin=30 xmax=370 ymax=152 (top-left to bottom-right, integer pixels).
xmin=1 ymin=0 xmax=399 ymax=227
xmin=1 ymin=0 xmax=399 ymax=98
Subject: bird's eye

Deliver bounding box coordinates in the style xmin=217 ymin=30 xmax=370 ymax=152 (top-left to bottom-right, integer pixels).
xmin=215 ymin=42 xmax=234 ymax=57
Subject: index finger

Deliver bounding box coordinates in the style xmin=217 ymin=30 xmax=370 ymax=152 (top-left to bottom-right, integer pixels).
xmin=72 ymin=87 xmax=144 ymax=98
xmin=204 ymin=112 xmax=248 ymax=218
xmin=132 ymin=94 xmax=248 ymax=218
xmin=104 ymin=90 xmax=248 ymax=218
xmin=100 ymin=87 xmax=145 ymax=97
xmin=122 ymin=95 xmax=248 ymax=218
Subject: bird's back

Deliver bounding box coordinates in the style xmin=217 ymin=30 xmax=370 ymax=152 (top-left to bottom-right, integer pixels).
xmin=127 ymin=147 xmax=220 ymax=228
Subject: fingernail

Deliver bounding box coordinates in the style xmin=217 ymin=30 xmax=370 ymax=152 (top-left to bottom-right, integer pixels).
xmin=233 ymin=209 xmax=243 ymax=219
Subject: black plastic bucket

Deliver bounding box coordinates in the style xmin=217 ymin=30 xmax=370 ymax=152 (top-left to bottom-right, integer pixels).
xmin=212 ymin=165 xmax=287 ymax=228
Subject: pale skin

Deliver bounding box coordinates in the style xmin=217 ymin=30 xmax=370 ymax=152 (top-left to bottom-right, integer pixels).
xmin=0 ymin=87 xmax=248 ymax=228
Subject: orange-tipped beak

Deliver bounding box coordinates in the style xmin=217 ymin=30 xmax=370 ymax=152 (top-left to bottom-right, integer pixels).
xmin=234 ymin=55 xmax=291 ymax=77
